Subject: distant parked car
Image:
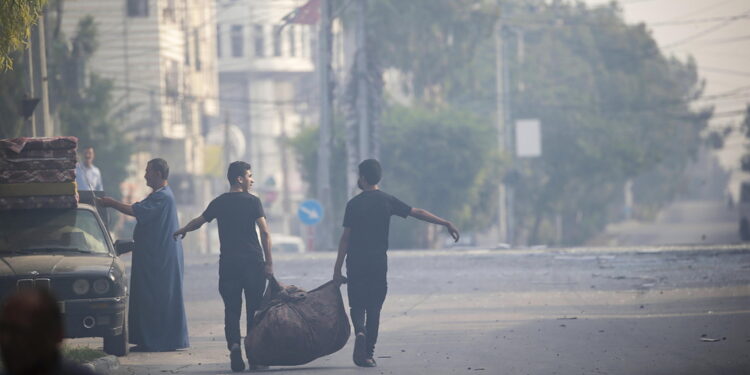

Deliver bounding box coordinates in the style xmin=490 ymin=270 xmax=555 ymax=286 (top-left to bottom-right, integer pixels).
xmin=272 ymin=234 xmax=307 ymax=253
xmin=0 ymin=204 xmax=132 ymax=356
xmin=738 ymin=182 xmax=750 ymax=241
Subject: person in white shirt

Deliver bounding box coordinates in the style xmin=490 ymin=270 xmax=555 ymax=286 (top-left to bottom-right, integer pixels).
xmin=75 ymin=146 xmax=103 ymax=191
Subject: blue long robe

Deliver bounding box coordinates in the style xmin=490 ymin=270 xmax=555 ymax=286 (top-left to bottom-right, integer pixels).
xmin=129 ymin=186 xmax=189 ymax=350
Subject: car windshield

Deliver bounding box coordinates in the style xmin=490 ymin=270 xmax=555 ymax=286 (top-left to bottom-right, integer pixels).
xmin=0 ymin=209 xmax=110 ymax=255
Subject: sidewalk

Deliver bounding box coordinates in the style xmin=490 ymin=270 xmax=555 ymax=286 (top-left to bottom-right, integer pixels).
xmin=589 ymin=200 xmax=739 ymax=246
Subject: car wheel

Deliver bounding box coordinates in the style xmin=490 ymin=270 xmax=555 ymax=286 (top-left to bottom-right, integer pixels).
xmin=740 ymin=219 xmax=750 ymax=242
xmin=103 ymin=311 xmax=129 ymax=356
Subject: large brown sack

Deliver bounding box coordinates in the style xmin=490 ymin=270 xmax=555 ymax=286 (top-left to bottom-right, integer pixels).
xmin=245 ymin=277 xmax=350 ymax=366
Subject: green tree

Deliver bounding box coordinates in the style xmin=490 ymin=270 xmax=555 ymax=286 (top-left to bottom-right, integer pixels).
xmin=0 ymin=0 xmax=46 ymax=70
xmin=48 ymin=16 xmax=132 ymax=197
xmin=292 ymin=106 xmax=501 ymax=248
xmin=0 ymin=51 xmax=27 ymax=137
xmin=363 ymin=0 xmax=498 ymax=105
xmin=503 ymin=2 xmax=709 ymax=244
xmin=339 ymin=0 xmax=708 ymax=246
xmin=0 ymin=15 xmax=132 ymax=197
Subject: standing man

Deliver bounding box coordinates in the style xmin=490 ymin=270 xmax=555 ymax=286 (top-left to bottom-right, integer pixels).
xmin=76 ymin=146 xmax=103 ymax=191
xmin=174 ymin=161 xmax=273 ymax=372
xmin=332 ymin=159 xmax=460 ymax=367
xmin=97 ymin=158 xmax=189 ymax=352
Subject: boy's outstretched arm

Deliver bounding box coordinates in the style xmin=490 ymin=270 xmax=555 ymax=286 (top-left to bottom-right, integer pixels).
xmin=173 ymin=216 xmax=208 ymax=240
xmin=333 ymin=228 xmax=351 ymax=283
xmin=409 ymin=208 xmax=460 ymax=242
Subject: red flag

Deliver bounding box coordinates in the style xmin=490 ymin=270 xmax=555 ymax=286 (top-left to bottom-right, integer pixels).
xmin=282 ymin=0 xmax=320 ymax=25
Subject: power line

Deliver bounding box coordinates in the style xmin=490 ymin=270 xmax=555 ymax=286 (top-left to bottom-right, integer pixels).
xmin=665 ymin=0 xmax=740 ymax=22
xmin=691 ymin=34 xmax=750 ymax=45
xmin=700 ymin=66 xmax=750 ymax=77
xmin=649 ymin=13 xmax=750 ymax=27
xmin=663 ymin=8 xmax=750 ymax=49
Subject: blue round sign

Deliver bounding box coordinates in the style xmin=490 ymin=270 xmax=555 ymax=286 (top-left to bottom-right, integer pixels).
xmin=298 ymin=199 xmax=324 ymax=226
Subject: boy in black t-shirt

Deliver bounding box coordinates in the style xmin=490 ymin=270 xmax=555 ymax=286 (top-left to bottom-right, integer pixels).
xmin=332 ymin=159 xmax=460 ymax=367
xmin=174 ymin=161 xmax=273 ymax=372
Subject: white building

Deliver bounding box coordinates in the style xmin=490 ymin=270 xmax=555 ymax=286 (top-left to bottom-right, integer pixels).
xmin=60 ymin=0 xmax=219 ymax=252
xmin=216 ymin=0 xmax=320 ymax=236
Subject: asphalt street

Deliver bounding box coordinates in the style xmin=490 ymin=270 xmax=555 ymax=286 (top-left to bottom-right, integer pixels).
xmin=69 ymin=245 xmax=750 ymax=375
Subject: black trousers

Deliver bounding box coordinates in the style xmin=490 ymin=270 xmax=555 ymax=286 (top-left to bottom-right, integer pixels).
xmin=218 ymin=258 xmax=266 ymax=350
xmin=347 ymin=267 xmax=387 ymax=356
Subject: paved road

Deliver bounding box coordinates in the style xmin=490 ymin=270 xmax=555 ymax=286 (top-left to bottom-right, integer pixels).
xmin=68 ymin=245 xmax=750 ymax=375
xmin=592 ymin=200 xmax=740 ymax=246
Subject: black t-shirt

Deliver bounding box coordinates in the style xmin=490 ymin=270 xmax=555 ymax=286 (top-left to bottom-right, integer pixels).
xmin=343 ymin=190 xmax=411 ymax=270
xmin=202 ymin=192 xmax=265 ymax=262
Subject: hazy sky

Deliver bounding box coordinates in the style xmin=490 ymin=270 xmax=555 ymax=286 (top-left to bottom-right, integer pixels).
xmin=584 ymin=0 xmax=750 ymax=127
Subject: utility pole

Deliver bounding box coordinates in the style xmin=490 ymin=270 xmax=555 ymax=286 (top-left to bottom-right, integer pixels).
xmin=224 ymin=112 xmax=231 ymax=169
xmin=122 ymin=2 xmax=131 ymax=130
xmin=355 ymin=0 xmax=369 ymax=161
xmin=495 ymin=14 xmax=515 ymax=246
xmin=279 ymin=103 xmax=292 ymax=235
xmin=26 ymin=38 xmax=36 ymax=137
xmin=316 ymin=0 xmax=334 ymax=251
xmin=38 ymin=10 xmax=53 ymax=137
xmin=495 ymin=18 xmax=508 ymax=245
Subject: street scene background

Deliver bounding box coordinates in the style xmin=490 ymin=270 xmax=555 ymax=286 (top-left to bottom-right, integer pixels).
xmin=2 ymin=0 xmax=750 ymax=374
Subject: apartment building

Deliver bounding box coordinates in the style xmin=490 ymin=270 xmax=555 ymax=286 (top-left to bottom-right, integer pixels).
xmin=60 ymin=0 xmax=219 ymax=252
xmin=216 ymin=0 xmax=320 ymax=236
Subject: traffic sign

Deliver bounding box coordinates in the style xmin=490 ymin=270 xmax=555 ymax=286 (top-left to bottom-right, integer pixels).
xmin=298 ymin=199 xmax=324 ymax=226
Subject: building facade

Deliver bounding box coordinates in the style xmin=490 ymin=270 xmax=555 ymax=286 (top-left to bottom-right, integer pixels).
xmin=216 ymin=0 xmax=319 ymax=237
xmin=61 ymin=0 xmax=219 ymax=252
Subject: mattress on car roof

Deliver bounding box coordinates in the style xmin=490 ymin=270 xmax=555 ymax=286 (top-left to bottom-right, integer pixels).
xmin=0 ymin=195 xmax=78 ymax=210
xmin=0 ymin=169 xmax=76 ymax=184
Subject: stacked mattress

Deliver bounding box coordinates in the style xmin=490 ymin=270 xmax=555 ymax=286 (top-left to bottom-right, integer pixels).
xmin=0 ymin=136 xmax=79 ymax=209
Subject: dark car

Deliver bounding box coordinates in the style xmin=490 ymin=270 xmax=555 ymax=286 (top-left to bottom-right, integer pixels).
xmin=0 ymin=204 xmax=131 ymax=356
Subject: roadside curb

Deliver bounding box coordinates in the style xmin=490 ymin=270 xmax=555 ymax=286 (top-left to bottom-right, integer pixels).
xmin=84 ymin=355 xmax=119 ymax=374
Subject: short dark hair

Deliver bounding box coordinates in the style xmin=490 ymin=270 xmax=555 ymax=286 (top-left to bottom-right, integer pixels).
xmin=148 ymin=158 xmax=170 ymax=179
xmin=0 ymin=288 xmax=63 ymax=339
xmin=358 ymin=159 xmax=382 ymax=185
xmin=227 ymin=161 xmax=252 ymax=185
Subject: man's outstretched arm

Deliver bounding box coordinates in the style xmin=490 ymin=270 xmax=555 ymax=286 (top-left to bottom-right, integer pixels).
xmin=173 ymin=216 xmax=208 ymax=240
xmin=97 ymin=197 xmax=134 ymax=216
xmin=409 ymin=208 xmax=460 ymax=242
xmin=332 ymin=228 xmax=351 ymax=283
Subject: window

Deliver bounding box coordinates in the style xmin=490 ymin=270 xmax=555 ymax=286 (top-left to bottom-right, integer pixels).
xmin=231 ymin=25 xmax=244 ymax=58
xmin=0 ymin=210 xmax=110 ymax=255
xmin=184 ymin=32 xmax=190 ymax=66
xmin=194 ymin=29 xmax=202 ymax=70
xmin=165 ymin=60 xmax=179 ymax=97
xmin=288 ymin=25 xmax=296 ymax=57
xmin=273 ymin=25 xmax=282 ymax=57
xmin=216 ymin=25 xmax=222 ymax=58
xmin=127 ymin=0 xmax=148 ymax=17
xmin=253 ymin=24 xmax=264 ymax=57
xmin=162 ymin=0 xmax=176 ymax=22
xmin=301 ymin=26 xmax=308 ymax=57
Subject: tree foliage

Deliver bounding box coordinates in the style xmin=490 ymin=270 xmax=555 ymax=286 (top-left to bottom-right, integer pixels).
xmin=49 ymin=16 xmax=131 ymax=197
xmin=0 ymin=15 xmax=132 ymax=198
xmin=364 ymin=0 xmax=498 ymax=105
xmin=0 ymin=51 xmax=27 ymax=138
xmin=0 ymin=0 xmax=47 ymax=70
xmin=291 ymin=107 xmax=501 ymax=248
xmin=504 ymin=2 xmax=709 ymax=244
xmin=311 ymin=0 xmax=708 ymax=247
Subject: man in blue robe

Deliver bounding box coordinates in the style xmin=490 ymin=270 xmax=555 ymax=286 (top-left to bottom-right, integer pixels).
xmin=98 ymin=158 xmax=190 ymax=352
